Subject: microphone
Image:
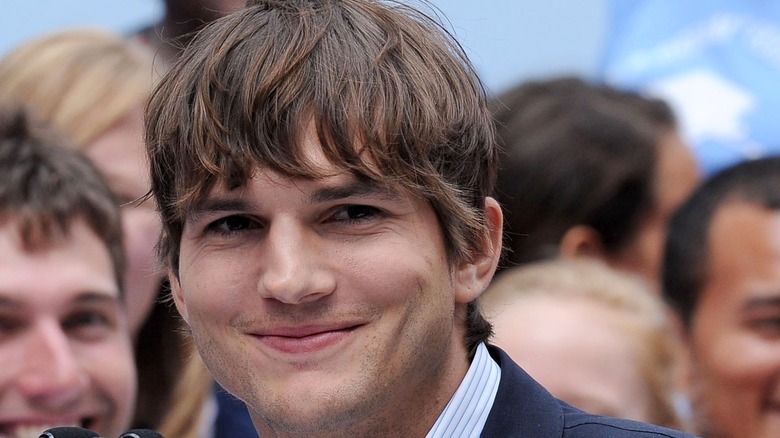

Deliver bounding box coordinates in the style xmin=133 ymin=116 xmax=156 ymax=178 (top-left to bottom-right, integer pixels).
xmin=39 ymin=427 xmax=100 ymax=438
xmin=119 ymin=430 xmax=165 ymax=438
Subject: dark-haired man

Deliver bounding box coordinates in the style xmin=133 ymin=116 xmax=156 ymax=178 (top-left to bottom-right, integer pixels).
xmin=146 ymin=1 xmax=694 ymax=436
xmin=664 ymin=156 xmax=780 ymax=438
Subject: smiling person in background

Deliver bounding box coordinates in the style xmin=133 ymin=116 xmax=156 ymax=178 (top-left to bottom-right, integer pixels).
xmin=0 ymin=28 xmax=161 ymax=338
xmin=0 ymin=105 xmax=135 ymax=438
xmin=664 ymin=156 xmax=780 ymax=438
xmin=0 ymin=29 xmax=182 ymax=431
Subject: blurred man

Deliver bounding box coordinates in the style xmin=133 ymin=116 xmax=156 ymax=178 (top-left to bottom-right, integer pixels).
xmin=0 ymin=106 xmax=135 ymax=438
xmin=664 ymin=156 xmax=780 ymax=438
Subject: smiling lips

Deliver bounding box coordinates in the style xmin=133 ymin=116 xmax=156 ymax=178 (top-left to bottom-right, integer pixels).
xmin=256 ymin=324 xmax=360 ymax=355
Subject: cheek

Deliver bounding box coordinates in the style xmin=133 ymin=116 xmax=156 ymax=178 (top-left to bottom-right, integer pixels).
xmin=121 ymin=207 xmax=161 ymax=268
xmin=697 ymin=334 xmax=779 ymax=386
xmin=689 ymin=319 xmax=780 ymax=419
xmin=120 ymin=208 xmax=163 ymax=332
xmin=178 ymin=250 xmax=252 ymax=321
xmin=339 ymin=239 xmax=450 ymax=308
xmin=78 ymin=337 xmax=137 ymax=431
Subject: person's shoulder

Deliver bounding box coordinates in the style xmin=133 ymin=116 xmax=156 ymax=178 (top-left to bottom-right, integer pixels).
xmin=562 ymin=406 xmax=696 ymax=437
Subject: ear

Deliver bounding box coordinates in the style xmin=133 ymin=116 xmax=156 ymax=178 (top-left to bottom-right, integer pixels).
xmin=559 ymin=224 xmax=607 ymax=259
xmin=168 ymin=269 xmax=190 ymax=323
xmin=454 ymin=197 xmax=503 ymax=304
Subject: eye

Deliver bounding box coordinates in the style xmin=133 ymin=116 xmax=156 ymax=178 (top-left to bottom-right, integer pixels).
xmin=206 ymin=215 xmax=260 ymax=236
xmin=0 ymin=315 xmax=24 ymax=340
xmin=747 ymin=317 xmax=780 ymax=339
xmin=331 ymin=205 xmax=382 ymax=224
xmin=63 ymin=311 xmax=115 ymax=341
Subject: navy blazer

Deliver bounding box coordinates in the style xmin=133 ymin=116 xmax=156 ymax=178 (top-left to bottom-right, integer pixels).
xmin=481 ymin=346 xmax=697 ymax=437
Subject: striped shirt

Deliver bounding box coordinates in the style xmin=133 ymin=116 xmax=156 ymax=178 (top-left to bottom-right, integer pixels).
xmin=426 ymin=343 xmax=501 ymax=438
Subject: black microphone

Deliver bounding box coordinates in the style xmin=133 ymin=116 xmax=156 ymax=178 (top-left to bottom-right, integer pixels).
xmin=119 ymin=430 xmax=165 ymax=438
xmin=39 ymin=427 xmax=100 ymax=438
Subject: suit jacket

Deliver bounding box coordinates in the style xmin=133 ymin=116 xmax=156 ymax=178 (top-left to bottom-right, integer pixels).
xmin=481 ymin=346 xmax=697 ymax=437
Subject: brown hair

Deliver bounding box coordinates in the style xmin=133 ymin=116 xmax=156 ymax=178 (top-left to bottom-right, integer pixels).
xmin=0 ymin=104 xmax=125 ymax=289
xmin=491 ymin=77 xmax=675 ymax=268
xmin=146 ymin=0 xmax=498 ymax=352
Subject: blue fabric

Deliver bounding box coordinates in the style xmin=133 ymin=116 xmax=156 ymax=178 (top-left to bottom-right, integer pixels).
xmin=213 ymin=383 xmax=258 ymax=438
xmin=599 ymin=0 xmax=780 ymax=176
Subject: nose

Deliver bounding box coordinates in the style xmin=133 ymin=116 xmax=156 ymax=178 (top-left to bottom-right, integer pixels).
xmin=258 ymin=220 xmax=336 ymax=304
xmin=15 ymin=320 xmax=90 ymax=408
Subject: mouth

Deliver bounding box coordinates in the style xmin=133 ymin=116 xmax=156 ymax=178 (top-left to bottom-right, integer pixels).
xmin=256 ymin=324 xmax=362 ymax=355
xmin=0 ymin=417 xmax=96 ymax=438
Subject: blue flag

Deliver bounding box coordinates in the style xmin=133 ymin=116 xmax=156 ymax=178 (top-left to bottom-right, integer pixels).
xmin=599 ymin=0 xmax=780 ymax=175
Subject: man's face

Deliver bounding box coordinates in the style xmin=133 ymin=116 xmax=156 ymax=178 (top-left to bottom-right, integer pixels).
xmin=171 ymin=132 xmax=493 ymax=436
xmin=85 ymin=107 xmax=162 ymax=338
xmin=0 ymin=219 xmax=136 ymax=438
xmin=690 ymin=202 xmax=780 ymax=438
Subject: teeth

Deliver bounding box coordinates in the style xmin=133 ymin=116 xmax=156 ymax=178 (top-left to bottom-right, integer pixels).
xmin=14 ymin=424 xmax=78 ymax=438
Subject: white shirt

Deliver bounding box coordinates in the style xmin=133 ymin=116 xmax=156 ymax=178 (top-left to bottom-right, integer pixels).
xmin=426 ymin=343 xmax=501 ymax=438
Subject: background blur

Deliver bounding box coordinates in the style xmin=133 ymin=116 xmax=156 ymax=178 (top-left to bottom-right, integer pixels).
xmin=0 ymin=0 xmax=611 ymax=96
xmin=4 ymin=0 xmax=778 ymax=175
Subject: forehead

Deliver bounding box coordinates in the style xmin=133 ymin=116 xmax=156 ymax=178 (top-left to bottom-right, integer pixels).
xmin=708 ymin=203 xmax=780 ymax=274
xmin=701 ymin=202 xmax=780 ymax=307
xmin=0 ymin=218 xmax=119 ymax=303
xmin=189 ymin=125 xmax=392 ymax=205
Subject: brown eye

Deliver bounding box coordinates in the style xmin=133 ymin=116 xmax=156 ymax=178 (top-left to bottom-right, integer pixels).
xmin=63 ymin=311 xmax=114 ymax=341
xmin=332 ymin=205 xmax=381 ymax=223
xmin=207 ymin=215 xmax=259 ymax=236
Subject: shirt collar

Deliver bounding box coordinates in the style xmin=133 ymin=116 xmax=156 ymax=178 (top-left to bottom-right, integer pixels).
xmin=426 ymin=342 xmax=501 ymax=438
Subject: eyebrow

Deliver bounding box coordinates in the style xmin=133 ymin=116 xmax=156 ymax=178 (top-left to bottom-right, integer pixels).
xmin=741 ymin=294 xmax=780 ymax=311
xmin=307 ymin=180 xmax=400 ymax=204
xmin=186 ymin=198 xmax=252 ymax=225
xmin=186 ymin=179 xmax=401 ymax=222
xmin=0 ymin=291 xmax=121 ymax=308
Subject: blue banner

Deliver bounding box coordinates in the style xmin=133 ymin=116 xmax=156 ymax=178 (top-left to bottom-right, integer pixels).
xmin=600 ymin=0 xmax=780 ymax=175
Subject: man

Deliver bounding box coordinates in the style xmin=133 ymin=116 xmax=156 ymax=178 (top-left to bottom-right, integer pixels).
xmin=664 ymin=156 xmax=780 ymax=438
xmin=0 ymin=106 xmax=136 ymax=437
xmin=145 ymin=1 xmax=693 ymax=436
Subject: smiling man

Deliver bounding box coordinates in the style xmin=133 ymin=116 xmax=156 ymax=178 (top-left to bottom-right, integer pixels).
xmin=0 ymin=106 xmax=136 ymax=438
xmin=145 ymin=1 xmax=694 ymax=437
xmin=664 ymin=156 xmax=780 ymax=438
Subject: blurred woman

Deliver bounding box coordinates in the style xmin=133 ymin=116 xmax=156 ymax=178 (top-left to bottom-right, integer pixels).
xmin=483 ymin=258 xmax=691 ymax=430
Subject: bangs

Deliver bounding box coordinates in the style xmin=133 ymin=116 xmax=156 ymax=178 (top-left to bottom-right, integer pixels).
xmin=146 ymin=0 xmax=496 ymax=269
xmin=150 ymin=0 xmax=485 ymax=204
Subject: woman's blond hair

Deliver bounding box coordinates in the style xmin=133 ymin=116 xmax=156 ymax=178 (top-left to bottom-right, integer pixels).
xmin=484 ymin=258 xmax=686 ymax=429
xmin=0 ymin=28 xmax=157 ymax=147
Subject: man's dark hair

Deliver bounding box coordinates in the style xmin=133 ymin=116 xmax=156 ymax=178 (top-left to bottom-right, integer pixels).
xmin=0 ymin=104 xmax=125 ymax=291
xmin=491 ymin=76 xmax=676 ymax=268
xmin=663 ymin=156 xmax=780 ymax=326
